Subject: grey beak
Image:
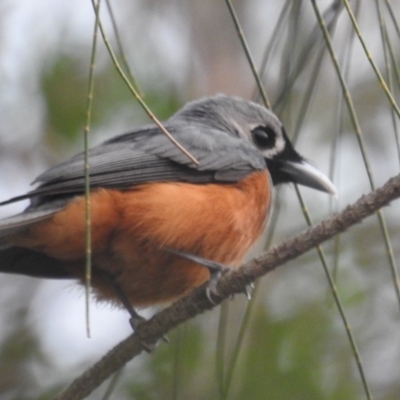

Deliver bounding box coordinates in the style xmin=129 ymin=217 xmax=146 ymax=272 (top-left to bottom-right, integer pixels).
xmin=280 ymin=160 xmax=337 ymax=196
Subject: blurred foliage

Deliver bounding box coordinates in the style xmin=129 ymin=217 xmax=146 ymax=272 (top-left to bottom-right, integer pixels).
xmin=0 ymin=303 xmax=63 ymax=399
xmin=41 ymin=56 xmax=183 ymax=148
xmin=41 ymin=56 xmax=133 ymax=144
xmin=113 ymin=293 xmax=366 ymax=400
xmin=234 ymin=305 xmax=356 ymax=400
xmin=124 ymin=322 xmax=206 ymax=399
xmin=140 ymin=89 xmax=182 ymax=121
xmin=41 ymin=57 xmax=89 ymax=142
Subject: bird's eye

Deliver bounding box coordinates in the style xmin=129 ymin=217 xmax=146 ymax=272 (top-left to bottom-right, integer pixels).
xmin=251 ymin=125 xmax=276 ymax=150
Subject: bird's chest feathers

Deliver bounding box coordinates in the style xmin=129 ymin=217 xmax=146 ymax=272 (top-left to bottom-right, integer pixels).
xmin=114 ymin=170 xmax=272 ymax=266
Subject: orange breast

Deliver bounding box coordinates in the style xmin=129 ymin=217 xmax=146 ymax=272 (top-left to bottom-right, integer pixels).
xmin=9 ymin=170 xmax=272 ymax=306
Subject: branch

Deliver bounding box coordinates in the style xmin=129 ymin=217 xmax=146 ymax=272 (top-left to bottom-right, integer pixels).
xmin=56 ymin=173 xmax=400 ymax=400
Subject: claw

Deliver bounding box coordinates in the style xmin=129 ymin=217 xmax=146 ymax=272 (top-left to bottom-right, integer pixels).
xmin=205 ymin=268 xmax=223 ymax=304
xmin=129 ymin=313 xmax=145 ymax=332
xmin=128 ymin=309 xmax=169 ymax=347
xmin=243 ymin=283 xmax=254 ymax=300
xmin=165 ymin=248 xmax=230 ymax=304
xmin=129 ymin=316 xmax=169 ymax=352
xmin=133 ymin=325 xmax=169 ymax=353
xmin=137 ymin=336 xmax=157 ymax=353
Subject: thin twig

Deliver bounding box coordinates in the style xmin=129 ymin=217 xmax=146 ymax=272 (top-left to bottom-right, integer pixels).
xmin=224 ymin=0 xmax=271 ymax=109
xmin=104 ymin=0 xmax=143 ymax=96
xmin=311 ymin=0 xmax=400 ymax=313
xmin=89 ymin=0 xmax=199 ymax=166
xmin=273 ymin=1 xmax=343 ymax=111
xmin=216 ymin=301 xmax=229 ymax=399
xmin=376 ymin=1 xmax=400 ymax=166
xmin=251 ymin=0 xmax=291 ymax=101
xmin=295 ymin=185 xmax=373 ymax=400
xmin=342 ymin=0 xmax=400 ymax=120
xmin=222 ymin=189 xmax=283 ymax=396
xmin=83 ymin=0 xmax=102 ymax=338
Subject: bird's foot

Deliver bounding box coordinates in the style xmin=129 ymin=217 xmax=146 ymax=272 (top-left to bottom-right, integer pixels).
xmin=166 ymin=248 xmax=230 ymax=304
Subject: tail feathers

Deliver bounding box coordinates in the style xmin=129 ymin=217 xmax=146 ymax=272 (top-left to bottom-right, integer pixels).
xmin=0 ymin=207 xmax=61 ymax=239
xmin=0 ymin=247 xmax=73 ymax=279
xmin=0 ymin=193 xmax=33 ymax=206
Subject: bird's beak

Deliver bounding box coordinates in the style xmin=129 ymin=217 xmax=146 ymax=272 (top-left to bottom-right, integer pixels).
xmin=279 ymin=160 xmax=337 ymax=196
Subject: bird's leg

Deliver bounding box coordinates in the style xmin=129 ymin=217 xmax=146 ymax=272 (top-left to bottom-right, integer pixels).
xmin=166 ymin=248 xmax=230 ymax=304
xmin=103 ymin=272 xmax=145 ymax=330
xmin=99 ymin=270 xmax=168 ymax=351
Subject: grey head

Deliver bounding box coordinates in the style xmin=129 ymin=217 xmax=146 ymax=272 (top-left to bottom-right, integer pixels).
xmin=173 ymin=95 xmax=337 ymax=195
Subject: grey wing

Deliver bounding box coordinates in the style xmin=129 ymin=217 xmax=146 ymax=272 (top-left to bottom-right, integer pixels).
xmin=0 ymin=122 xmax=266 ymax=239
xmin=5 ymin=122 xmax=266 ymax=203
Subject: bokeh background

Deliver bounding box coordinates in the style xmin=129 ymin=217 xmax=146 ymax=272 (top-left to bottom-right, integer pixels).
xmin=0 ymin=0 xmax=399 ymax=399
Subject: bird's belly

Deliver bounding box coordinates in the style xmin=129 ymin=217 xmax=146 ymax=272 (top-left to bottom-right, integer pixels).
xmin=9 ymin=170 xmax=272 ymax=306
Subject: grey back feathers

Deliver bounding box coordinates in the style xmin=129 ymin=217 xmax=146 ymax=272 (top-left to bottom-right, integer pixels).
xmin=0 ymin=95 xmax=289 ymax=238
xmin=5 ymin=95 xmax=289 ymax=205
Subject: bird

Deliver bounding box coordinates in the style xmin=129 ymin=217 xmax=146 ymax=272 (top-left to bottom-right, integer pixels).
xmin=0 ymin=95 xmax=336 ymax=325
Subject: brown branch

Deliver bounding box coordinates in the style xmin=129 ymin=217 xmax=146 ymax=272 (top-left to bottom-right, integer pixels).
xmin=56 ymin=173 xmax=400 ymax=400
